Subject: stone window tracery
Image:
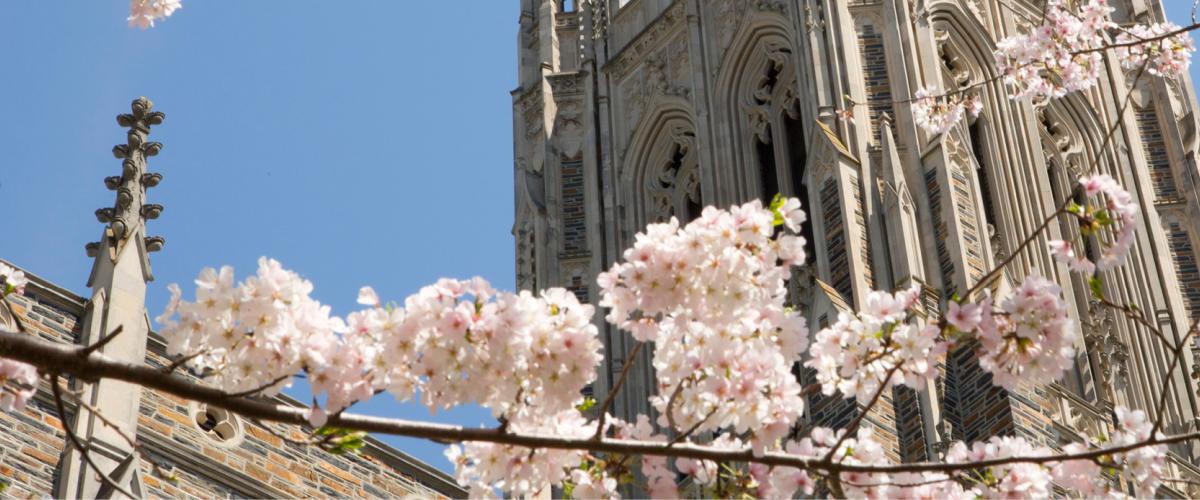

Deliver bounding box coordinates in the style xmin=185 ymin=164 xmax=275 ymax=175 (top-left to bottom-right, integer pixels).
xmin=191 ymin=403 xmax=244 ymax=446
xmin=645 ymin=127 xmax=702 ymax=223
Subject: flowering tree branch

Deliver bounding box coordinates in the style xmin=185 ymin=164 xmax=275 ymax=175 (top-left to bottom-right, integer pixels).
xmin=0 ymin=327 xmax=1192 ymax=475
xmin=0 ymin=1 xmax=1188 ymax=498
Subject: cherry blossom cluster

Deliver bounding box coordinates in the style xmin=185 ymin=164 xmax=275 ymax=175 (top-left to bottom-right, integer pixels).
xmin=446 ymin=410 xmax=602 ymax=498
xmin=994 ymin=0 xmax=1112 ymax=99
xmin=158 ymin=260 xmax=604 ymax=424
xmin=751 ymin=428 xmax=965 ymax=499
xmin=128 ymin=0 xmax=182 ymax=29
xmin=0 ymin=264 xmax=38 ymax=414
xmin=806 ymin=285 xmax=947 ymax=403
xmin=612 ymin=415 xmax=675 ymax=498
xmin=157 ymin=260 xmax=606 ymax=496
xmin=932 ymin=406 xmax=1165 ymax=498
xmin=597 ymin=198 xmax=809 ymax=447
xmin=1050 ymin=407 xmax=1165 ymax=497
xmin=910 ymin=86 xmax=983 ymax=135
xmin=157 ymin=258 xmax=343 ymax=408
xmin=1049 ymin=174 xmax=1140 ymax=275
xmin=1116 ymin=22 xmax=1196 ymax=77
xmin=973 ymin=275 xmax=1077 ymax=390
xmin=362 ymin=278 xmax=603 ymax=423
xmin=947 ymin=435 xmax=1054 ymax=497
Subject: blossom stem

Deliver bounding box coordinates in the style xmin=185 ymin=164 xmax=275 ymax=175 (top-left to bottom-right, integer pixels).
xmin=592 ymin=341 xmax=643 ymax=440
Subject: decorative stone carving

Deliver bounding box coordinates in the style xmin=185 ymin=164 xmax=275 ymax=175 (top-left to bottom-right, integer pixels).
xmin=616 ymin=43 xmax=692 ymax=147
xmin=605 ymin=0 xmax=688 ymax=78
xmin=709 ymin=0 xmax=750 ymax=69
xmin=555 ymin=101 xmax=585 ymax=160
xmin=645 ymin=126 xmax=701 ymax=222
xmin=517 ymin=86 xmax=546 ymax=174
xmin=1085 ymin=302 xmax=1130 ymax=401
xmin=94 ymin=97 xmax=166 ymax=252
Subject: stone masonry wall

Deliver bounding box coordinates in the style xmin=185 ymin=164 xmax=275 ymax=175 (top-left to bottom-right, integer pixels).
xmin=0 ymin=288 xmax=79 ymax=498
xmin=137 ymin=347 xmax=446 ymax=499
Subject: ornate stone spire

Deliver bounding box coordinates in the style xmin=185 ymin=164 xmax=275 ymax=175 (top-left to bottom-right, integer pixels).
xmin=87 ymin=96 xmax=166 ymax=261
xmin=62 ymin=97 xmax=167 ymax=499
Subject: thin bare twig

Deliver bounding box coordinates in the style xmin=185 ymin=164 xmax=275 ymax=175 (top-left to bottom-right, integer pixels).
xmin=222 ymin=374 xmax=291 ymax=399
xmin=79 ymin=325 xmax=124 ymax=357
xmin=821 ymin=364 xmax=902 ymax=463
xmin=592 ymin=341 xmax=643 ymax=440
xmin=160 ymin=349 xmax=208 ymax=375
xmin=667 ymin=407 xmax=718 ymax=447
xmin=51 ymin=373 xmax=138 ymax=500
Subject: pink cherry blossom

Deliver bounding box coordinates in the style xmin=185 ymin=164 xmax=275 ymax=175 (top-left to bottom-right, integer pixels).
xmin=993 ymin=0 xmax=1112 ymax=99
xmin=911 ymin=86 xmax=983 ymax=135
xmin=806 ymin=285 xmax=948 ymax=403
xmin=945 ymin=435 xmax=1054 ymax=498
xmin=975 ymin=276 xmax=1076 ymax=390
xmin=0 ymin=263 xmax=28 ymax=297
xmin=1116 ymin=23 xmax=1195 ymax=77
xmin=0 ymin=358 xmax=38 ymax=413
xmin=1053 ymin=174 xmax=1140 ymax=274
xmin=356 ymin=286 xmax=380 ymax=307
xmin=128 ymin=0 xmax=182 ymax=29
xmin=945 ymin=301 xmax=982 ymax=333
xmin=1047 ymin=240 xmax=1097 ymax=275
xmin=598 ymin=199 xmax=809 ymax=444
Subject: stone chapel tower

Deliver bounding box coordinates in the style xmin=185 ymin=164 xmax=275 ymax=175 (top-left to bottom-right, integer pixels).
xmin=513 ymin=0 xmax=1200 ymax=488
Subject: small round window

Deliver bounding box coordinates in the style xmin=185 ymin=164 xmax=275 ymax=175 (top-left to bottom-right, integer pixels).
xmin=190 ymin=403 xmax=243 ymax=446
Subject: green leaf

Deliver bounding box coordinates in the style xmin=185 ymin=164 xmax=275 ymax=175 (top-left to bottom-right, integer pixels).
xmin=769 ymin=193 xmax=786 ymax=227
xmin=1066 ymin=202 xmax=1085 ymax=216
xmin=1089 ymin=276 xmax=1105 ymax=300
xmin=1093 ymin=209 xmax=1113 ymax=226
xmin=314 ymin=426 xmax=339 ymax=437
xmin=563 ymin=481 xmax=576 ymax=499
xmin=576 ymin=396 xmax=597 ymax=413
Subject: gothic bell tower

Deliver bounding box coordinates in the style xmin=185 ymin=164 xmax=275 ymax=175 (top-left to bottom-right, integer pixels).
xmin=58 ymin=97 xmax=167 ymax=499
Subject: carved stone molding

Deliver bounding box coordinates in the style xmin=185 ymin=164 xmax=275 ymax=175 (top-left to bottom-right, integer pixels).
xmin=605 ymin=0 xmax=689 ymax=78
xmin=547 ymin=71 xmax=585 ymax=97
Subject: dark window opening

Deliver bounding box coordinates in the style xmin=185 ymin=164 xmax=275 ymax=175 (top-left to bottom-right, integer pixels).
xmin=757 ymin=133 xmax=780 ymax=205
xmin=199 ymin=412 xmax=217 ymax=432
xmin=969 ymin=122 xmax=999 ymax=231
xmin=785 ymin=114 xmax=816 ymax=263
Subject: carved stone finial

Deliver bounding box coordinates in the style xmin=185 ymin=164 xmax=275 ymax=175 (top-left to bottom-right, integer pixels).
xmin=91 ymin=98 xmax=166 ymax=257
xmin=144 ymin=236 xmax=165 ymax=253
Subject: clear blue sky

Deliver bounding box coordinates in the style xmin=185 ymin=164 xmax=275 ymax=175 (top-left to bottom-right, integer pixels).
xmin=0 ymin=1 xmax=517 ymax=470
xmin=1 ymin=1 xmax=1197 ymax=474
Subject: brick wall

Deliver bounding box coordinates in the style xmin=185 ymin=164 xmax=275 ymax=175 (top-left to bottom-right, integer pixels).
xmin=0 ymin=396 xmax=67 ymax=498
xmin=0 ymin=283 xmax=80 ymax=498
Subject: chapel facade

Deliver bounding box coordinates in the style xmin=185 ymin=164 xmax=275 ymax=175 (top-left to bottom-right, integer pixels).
xmin=512 ymin=0 xmax=1200 ymax=492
